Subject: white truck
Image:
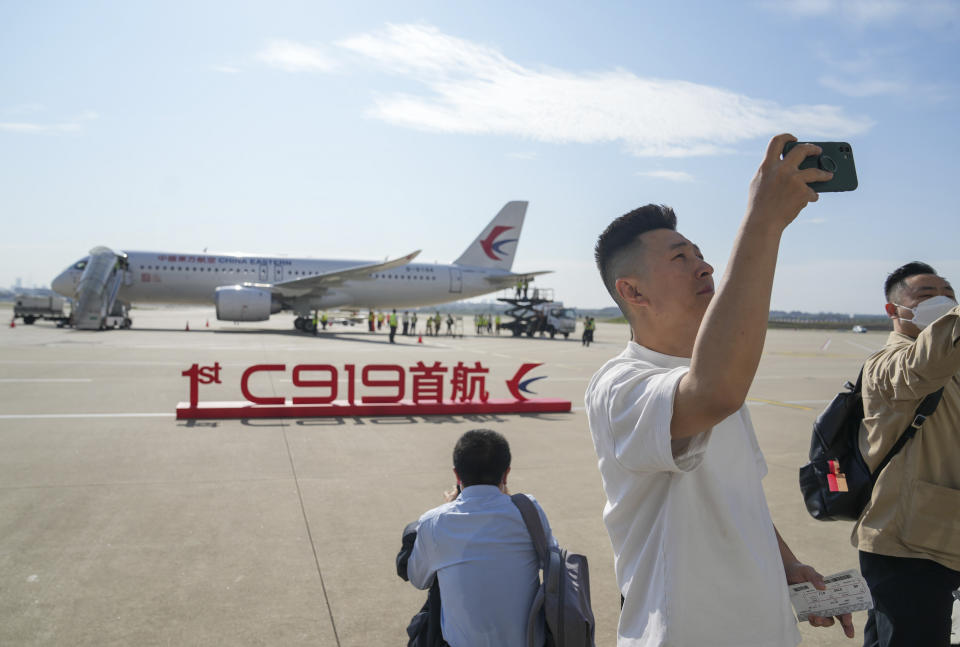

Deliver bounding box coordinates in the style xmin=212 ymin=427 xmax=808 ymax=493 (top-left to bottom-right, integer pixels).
xmin=531 ymin=302 xmax=577 ymax=339
xmin=13 ymin=294 xmax=69 ymax=326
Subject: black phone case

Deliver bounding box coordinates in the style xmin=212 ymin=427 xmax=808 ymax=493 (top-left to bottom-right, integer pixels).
xmin=782 ymin=141 xmax=858 ymax=192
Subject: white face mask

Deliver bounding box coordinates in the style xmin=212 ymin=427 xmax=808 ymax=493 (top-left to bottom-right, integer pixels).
xmin=893 ymin=295 xmax=958 ymax=330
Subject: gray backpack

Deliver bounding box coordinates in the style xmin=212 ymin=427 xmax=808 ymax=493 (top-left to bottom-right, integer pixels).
xmin=511 ymin=494 xmax=596 ymax=647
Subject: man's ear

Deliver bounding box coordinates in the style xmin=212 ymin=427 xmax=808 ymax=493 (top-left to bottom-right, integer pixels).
xmin=453 ymin=468 xmax=461 ymax=485
xmin=884 ymin=302 xmax=898 ymax=320
xmin=501 ymin=466 xmax=511 ymax=486
xmin=615 ymin=278 xmax=649 ymax=307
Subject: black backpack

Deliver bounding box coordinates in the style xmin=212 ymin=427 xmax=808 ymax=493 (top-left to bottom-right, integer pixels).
xmin=799 ymin=368 xmax=944 ymax=521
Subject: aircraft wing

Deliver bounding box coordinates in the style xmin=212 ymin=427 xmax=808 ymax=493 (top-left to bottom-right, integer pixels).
xmin=484 ymin=270 xmax=552 ymax=287
xmin=263 ymin=250 xmax=421 ymax=298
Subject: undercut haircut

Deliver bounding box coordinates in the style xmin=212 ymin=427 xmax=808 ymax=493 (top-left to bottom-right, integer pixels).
xmin=453 ymin=429 xmax=511 ymax=488
xmin=884 ymin=261 xmax=937 ymax=302
xmin=594 ymin=204 xmax=677 ymax=304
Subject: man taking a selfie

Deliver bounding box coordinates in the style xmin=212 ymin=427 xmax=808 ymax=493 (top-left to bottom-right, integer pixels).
xmin=585 ymin=134 xmax=855 ymax=646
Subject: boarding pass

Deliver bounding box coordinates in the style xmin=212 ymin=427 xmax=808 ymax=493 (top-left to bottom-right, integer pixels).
xmin=788 ymin=569 xmax=873 ymax=622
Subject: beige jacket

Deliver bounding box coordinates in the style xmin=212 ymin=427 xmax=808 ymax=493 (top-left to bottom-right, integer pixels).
xmin=852 ymin=305 xmax=960 ymax=570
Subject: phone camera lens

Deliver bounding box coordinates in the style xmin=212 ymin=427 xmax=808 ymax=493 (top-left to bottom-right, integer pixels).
xmin=818 ymin=155 xmax=838 ymax=173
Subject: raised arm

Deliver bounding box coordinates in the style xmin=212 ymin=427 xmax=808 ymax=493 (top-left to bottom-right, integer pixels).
xmin=875 ymin=306 xmax=960 ymax=400
xmin=671 ymin=135 xmax=832 ymax=438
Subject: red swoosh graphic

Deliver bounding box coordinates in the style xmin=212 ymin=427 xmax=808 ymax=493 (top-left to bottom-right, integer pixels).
xmin=505 ymin=363 xmax=543 ymax=401
xmin=480 ymin=226 xmax=514 ymax=261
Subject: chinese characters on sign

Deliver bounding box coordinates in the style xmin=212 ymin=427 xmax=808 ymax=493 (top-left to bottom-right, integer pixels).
xmin=176 ymin=360 xmax=569 ymax=420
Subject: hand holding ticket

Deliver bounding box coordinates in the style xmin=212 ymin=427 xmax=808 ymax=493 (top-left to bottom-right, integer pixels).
xmin=788 ymin=569 xmax=874 ymax=622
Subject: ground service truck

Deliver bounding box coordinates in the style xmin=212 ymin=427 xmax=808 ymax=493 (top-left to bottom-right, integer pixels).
xmin=13 ymin=294 xmax=69 ymax=326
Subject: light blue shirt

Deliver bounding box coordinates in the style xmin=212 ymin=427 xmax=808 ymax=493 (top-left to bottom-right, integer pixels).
xmin=407 ymin=485 xmax=557 ymax=647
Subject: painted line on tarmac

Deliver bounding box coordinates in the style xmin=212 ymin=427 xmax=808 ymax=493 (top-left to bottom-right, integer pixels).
xmin=0 ymin=378 xmax=93 ymax=383
xmin=765 ymin=351 xmax=864 ymax=359
xmin=0 ymin=413 xmax=174 ymax=419
xmin=844 ymin=339 xmax=881 ymax=352
xmin=755 ymin=374 xmax=845 ymax=380
xmin=746 ymin=398 xmax=815 ymax=411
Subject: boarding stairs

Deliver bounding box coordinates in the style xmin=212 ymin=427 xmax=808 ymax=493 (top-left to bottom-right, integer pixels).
xmin=496 ymin=287 xmax=556 ymax=337
xmin=73 ymin=247 xmax=131 ymax=330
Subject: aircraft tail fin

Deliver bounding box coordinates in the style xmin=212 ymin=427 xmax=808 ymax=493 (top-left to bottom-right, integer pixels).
xmin=453 ymin=201 xmax=528 ymax=270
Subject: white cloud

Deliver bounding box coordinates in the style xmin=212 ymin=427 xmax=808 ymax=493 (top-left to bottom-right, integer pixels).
xmin=0 ymin=109 xmax=98 ymax=134
xmin=637 ymin=170 xmax=694 ymax=182
xmin=819 ymin=75 xmax=907 ymax=97
xmin=257 ymin=39 xmax=337 ymax=73
xmin=337 ymin=24 xmax=872 ymax=158
xmin=5 ymin=103 xmax=47 ymax=116
xmin=762 ymin=0 xmax=960 ymax=26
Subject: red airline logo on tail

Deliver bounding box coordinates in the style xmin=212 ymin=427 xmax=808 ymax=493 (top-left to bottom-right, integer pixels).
xmin=479 ymin=226 xmax=518 ymax=261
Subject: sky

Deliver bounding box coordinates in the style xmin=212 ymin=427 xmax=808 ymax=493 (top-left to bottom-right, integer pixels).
xmin=1 ymin=0 xmax=958 ymax=312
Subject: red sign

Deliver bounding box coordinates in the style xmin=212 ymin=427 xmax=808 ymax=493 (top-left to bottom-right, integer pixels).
xmin=176 ymin=360 xmax=571 ymax=420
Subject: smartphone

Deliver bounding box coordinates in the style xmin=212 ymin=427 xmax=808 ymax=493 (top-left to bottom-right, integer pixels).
xmin=782 ymin=141 xmax=858 ymax=192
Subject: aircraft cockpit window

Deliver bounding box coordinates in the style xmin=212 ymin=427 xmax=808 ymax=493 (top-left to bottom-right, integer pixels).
xmin=72 ymin=260 xmax=88 ymax=271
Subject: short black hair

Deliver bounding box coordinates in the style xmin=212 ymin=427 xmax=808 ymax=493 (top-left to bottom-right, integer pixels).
xmin=594 ymin=204 xmax=677 ymax=303
xmin=884 ymin=261 xmax=937 ymax=302
xmin=453 ymin=429 xmax=511 ymax=487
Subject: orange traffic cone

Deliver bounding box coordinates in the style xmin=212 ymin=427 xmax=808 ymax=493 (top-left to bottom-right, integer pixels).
xmin=205 ymin=320 xmax=209 ymax=328
xmin=185 ymin=321 xmax=190 ymax=331
xmin=418 ymin=335 xmax=423 ymax=343
xmin=9 ymin=318 xmax=15 ymax=328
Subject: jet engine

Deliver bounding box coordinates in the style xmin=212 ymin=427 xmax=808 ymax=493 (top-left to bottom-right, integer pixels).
xmin=214 ymin=286 xmax=281 ymax=322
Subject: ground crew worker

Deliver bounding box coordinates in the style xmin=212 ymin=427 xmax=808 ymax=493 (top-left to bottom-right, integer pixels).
xmin=495 ymin=314 xmax=501 ymax=335
xmin=411 ymin=312 xmax=418 ymax=335
xmin=377 ymin=312 xmax=385 ymax=330
xmin=389 ymin=309 xmax=398 ymax=343
xmin=321 ymin=312 xmax=328 ymax=330
xmin=312 ymin=312 xmax=319 ymax=335
xmin=402 ymin=311 xmax=409 ymax=336
xmin=445 ymin=314 xmax=453 ymax=336
xmin=368 ymin=310 xmax=375 ymax=332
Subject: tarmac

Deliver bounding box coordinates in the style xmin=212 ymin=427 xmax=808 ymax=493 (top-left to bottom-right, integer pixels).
xmin=0 ymin=305 xmax=923 ymax=645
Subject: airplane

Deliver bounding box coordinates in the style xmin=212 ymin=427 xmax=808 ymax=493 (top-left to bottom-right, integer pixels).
xmin=50 ymin=201 xmax=550 ymax=331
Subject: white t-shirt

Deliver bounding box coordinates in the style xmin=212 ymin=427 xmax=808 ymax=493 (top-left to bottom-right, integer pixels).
xmin=585 ymin=342 xmax=800 ymax=647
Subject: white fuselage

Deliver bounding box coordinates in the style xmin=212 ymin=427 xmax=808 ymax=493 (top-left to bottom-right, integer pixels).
xmin=53 ymin=250 xmax=511 ymax=313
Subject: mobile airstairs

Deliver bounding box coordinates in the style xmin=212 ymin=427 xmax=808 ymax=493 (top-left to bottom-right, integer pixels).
xmin=73 ymin=247 xmax=132 ymax=330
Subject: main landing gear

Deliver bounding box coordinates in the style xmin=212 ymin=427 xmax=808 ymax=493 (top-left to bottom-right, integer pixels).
xmin=294 ymin=316 xmax=317 ymax=333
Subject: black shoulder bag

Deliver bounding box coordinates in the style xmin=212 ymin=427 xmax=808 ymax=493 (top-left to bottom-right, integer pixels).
xmin=799 ymin=369 xmax=944 ymax=521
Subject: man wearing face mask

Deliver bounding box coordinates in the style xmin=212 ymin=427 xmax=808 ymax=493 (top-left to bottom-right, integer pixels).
xmin=854 ymin=261 xmax=960 ymax=647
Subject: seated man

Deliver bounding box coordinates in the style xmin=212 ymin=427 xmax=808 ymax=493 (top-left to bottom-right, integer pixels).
xmin=402 ymin=428 xmax=556 ymax=647
xmin=585 ymin=135 xmax=853 ymax=646
xmin=854 ymin=262 xmax=960 ymax=647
